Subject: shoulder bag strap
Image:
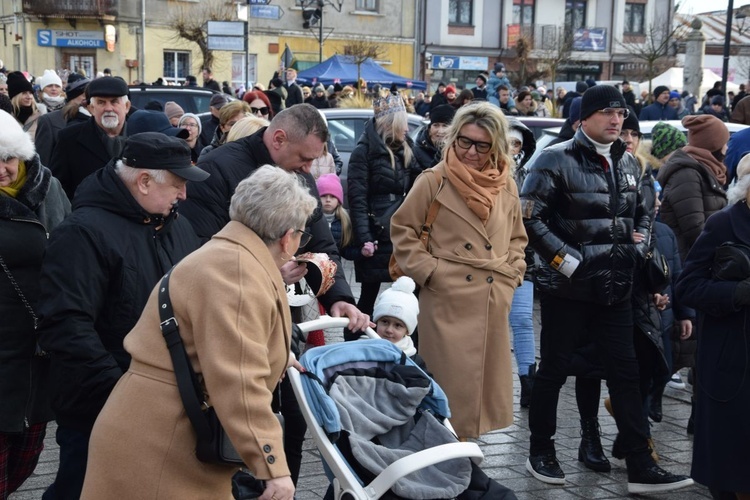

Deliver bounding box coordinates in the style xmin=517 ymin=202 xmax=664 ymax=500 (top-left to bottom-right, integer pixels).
xmin=418 ymin=170 xmax=445 ymax=249
xmin=0 ymin=253 xmax=38 ymax=329
xmin=158 ymin=270 xmax=213 ymax=441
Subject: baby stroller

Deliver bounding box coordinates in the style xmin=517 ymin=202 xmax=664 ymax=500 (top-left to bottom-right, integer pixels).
xmin=288 ymin=316 xmax=485 ymax=500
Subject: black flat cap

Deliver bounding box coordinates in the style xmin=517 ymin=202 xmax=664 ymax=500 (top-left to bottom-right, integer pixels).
xmin=87 ymin=76 xmax=128 ymax=97
xmin=122 ymin=132 xmax=209 ymax=182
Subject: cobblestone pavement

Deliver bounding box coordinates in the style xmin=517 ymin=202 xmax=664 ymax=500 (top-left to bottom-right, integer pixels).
xmin=11 ymin=261 xmax=708 ymax=499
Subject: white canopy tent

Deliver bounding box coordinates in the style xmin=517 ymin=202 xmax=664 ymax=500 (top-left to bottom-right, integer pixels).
xmin=639 ymin=67 xmax=740 ymax=98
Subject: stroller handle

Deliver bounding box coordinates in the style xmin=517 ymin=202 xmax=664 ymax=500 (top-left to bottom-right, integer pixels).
xmin=296 ymin=315 xmax=380 ymax=340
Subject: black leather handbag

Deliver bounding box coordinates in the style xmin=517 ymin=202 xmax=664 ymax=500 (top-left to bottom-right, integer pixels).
xmin=158 ymin=270 xmax=244 ymax=465
xmin=644 ymin=246 xmax=670 ymax=294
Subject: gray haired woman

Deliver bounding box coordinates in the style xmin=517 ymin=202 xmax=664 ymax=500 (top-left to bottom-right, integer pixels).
xmin=81 ymin=165 xmax=317 ymax=500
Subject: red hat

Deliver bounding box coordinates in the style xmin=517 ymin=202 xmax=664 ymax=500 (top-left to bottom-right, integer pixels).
xmin=445 ymin=85 xmax=457 ymax=94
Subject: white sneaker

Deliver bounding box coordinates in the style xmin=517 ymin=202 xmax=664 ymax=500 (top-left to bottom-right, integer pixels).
xmin=667 ymin=373 xmax=686 ymax=390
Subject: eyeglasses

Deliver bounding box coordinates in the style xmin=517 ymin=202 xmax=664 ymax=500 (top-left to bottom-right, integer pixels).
xmin=251 ymin=106 xmax=269 ymax=116
xmin=296 ymin=229 xmax=313 ymax=247
xmin=596 ymin=108 xmax=630 ymax=119
xmin=456 ymin=135 xmax=492 ymax=154
xmin=509 ymin=139 xmax=523 ymax=148
xmin=620 ymin=130 xmax=641 ymax=139
xmin=182 ymin=122 xmax=199 ymax=129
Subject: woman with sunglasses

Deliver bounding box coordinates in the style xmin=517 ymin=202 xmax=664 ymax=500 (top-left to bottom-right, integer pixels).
xmin=242 ymin=90 xmax=274 ymax=119
xmin=391 ymin=102 xmax=527 ymax=439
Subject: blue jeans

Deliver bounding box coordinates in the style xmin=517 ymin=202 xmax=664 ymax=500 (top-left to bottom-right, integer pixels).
xmin=509 ymin=279 xmax=536 ymax=376
xmin=41 ymin=425 xmax=90 ymax=500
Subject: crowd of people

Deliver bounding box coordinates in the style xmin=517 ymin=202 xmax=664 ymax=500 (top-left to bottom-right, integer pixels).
xmin=1 ymin=60 xmax=749 ymax=500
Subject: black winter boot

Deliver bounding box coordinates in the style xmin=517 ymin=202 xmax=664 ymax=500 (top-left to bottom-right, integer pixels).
xmin=519 ymin=363 xmax=536 ymax=408
xmin=578 ymin=417 xmax=611 ymax=472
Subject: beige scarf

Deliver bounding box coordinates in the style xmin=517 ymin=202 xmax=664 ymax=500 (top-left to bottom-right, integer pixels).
xmin=683 ymin=146 xmax=728 ymax=186
xmin=444 ymin=145 xmax=507 ymax=225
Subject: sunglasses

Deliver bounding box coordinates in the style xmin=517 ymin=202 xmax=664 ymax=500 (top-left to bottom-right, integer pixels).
xmin=251 ymin=106 xmax=269 ymax=116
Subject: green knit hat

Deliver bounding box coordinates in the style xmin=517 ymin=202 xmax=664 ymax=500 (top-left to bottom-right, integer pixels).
xmin=651 ymin=122 xmax=687 ymax=159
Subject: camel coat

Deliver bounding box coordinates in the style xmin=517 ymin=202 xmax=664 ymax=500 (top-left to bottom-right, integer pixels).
xmin=81 ymin=221 xmax=292 ymax=499
xmin=391 ymin=164 xmax=527 ymax=438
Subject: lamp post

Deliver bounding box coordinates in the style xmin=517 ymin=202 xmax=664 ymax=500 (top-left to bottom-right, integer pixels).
xmin=300 ymin=0 xmax=344 ymax=64
xmin=722 ymin=0 xmax=735 ymax=97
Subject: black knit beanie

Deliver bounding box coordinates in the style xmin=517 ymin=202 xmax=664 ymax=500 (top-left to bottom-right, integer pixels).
xmin=580 ymin=85 xmax=627 ymax=121
xmin=7 ymin=71 xmax=32 ymax=100
xmin=429 ymin=104 xmax=456 ymax=125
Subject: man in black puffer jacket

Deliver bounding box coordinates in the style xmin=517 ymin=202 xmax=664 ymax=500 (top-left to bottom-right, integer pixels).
xmin=36 ymin=133 xmax=207 ymax=500
xmin=520 ymin=85 xmax=694 ymax=494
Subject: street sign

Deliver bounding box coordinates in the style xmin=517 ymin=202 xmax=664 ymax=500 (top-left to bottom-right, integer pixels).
xmin=206 ymin=21 xmax=245 ymax=52
xmin=206 ymin=21 xmax=245 ymax=37
xmin=37 ymin=29 xmax=105 ymax=48
xmin=208 ymin=36 xmax=246 ymax=52
xmin=249 ymin=5 xmax=281 ymax=19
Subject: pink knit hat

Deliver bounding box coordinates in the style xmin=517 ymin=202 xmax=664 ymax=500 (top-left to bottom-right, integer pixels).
xmin=316 ymin=173 xmax=343 ymax=205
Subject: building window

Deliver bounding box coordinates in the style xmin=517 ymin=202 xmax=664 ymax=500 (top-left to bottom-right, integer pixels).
xmin=163 ymin=51 xmax=190 ymax=84
xmin=624 ymin=3 xmax=645 ymax=35
xmin=565 ymin=0 xmax=586 ymax=30
xmin=355 ymin=0 xmax=377 ymax=11
xmin=449 ymin=0 xmax=472 ymax=26
xmin=512 ymin=0 xmax=534 ymax=25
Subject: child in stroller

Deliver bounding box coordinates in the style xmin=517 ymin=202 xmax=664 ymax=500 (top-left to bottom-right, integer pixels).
xmin=290 ymin=277 xmax=516 ymax=499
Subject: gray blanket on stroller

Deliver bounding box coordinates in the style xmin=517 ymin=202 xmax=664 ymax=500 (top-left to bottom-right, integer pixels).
xmin=329 ymin=368 xmax=472 ymax=499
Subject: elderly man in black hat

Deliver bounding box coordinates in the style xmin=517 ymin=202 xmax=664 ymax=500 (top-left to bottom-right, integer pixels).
xmin=34 ymin=74 xmax=91 ymax=166
xmin=520 ymin=85 xmax=694 ymax=494
xmin=36 ymin=132 xmax=207 ymax=500
xmin=48 ymin=76 xmax=131 ymax=199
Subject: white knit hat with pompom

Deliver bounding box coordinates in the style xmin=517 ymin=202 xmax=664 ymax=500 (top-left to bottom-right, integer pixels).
xmin=372 ymin=276 xmax=420 ymax=335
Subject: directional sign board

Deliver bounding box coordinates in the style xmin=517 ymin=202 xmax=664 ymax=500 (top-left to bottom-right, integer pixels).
xmin=250 ymin=5 xmax=281 ymax=19
xmin=206 ymin=21 xmax=245 ymax=52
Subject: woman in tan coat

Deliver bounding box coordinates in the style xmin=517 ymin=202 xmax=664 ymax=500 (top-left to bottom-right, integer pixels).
xmin=81 ymin=165 xmax=317 ymax=500
xmin=391 ymin=102 xmax=527 ymax=439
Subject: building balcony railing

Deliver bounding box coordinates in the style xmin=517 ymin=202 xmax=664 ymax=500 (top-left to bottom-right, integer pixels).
xmin=22 ymin=0 xmax=118 ymax=19
xmin=507 ymin=24 xmax=608 ymax=53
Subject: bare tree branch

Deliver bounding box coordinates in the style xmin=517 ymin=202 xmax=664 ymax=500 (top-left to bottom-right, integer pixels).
xmin=167 ymin=0 xmax=237 ymax=73
xmin=616 ymin=17 xmax=687 ymax=91
xmin=507 ymin=26 xmax=573 ymax=114
xmin=342 ymin=40 xmax=387 ymax=95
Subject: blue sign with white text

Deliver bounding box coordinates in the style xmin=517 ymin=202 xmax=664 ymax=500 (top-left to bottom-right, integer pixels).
xmin=38 ymin=29 xmax=105 ymax=48
xmin=250 ymin=5 xmax=281 ymax=19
